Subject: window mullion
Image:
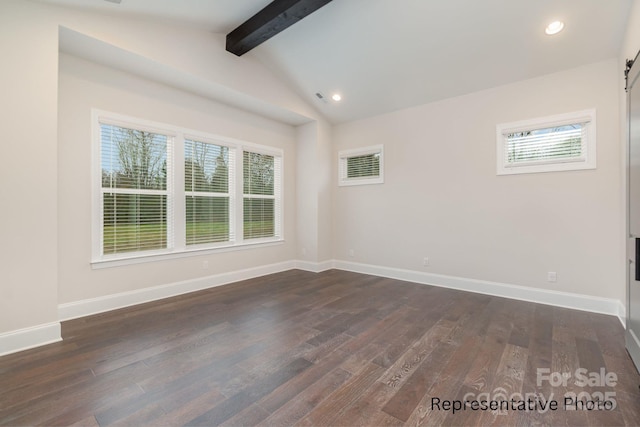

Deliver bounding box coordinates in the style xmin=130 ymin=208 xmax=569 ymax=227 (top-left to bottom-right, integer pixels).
xmin=236 ymin=147 xmax=245 ymax=243
xmin=274 ymin=155 xmax=282 ymax=239
xmin=174 ymin=134 xmax=186 ymax=251
xmin=228 ymin=147 xmax=237 ymax=243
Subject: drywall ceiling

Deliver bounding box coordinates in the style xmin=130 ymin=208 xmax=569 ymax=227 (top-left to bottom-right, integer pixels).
xmin=37 ymin=0 xmax=632 ymax=124
xmin=38 ymin=0 xmax=273 ymax=32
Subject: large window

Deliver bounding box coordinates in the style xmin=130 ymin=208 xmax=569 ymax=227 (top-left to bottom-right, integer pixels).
xmin=496 ymin=109 xmax=596 ymax=175
xmin=93 ymin=111 xmax=283 ymax=266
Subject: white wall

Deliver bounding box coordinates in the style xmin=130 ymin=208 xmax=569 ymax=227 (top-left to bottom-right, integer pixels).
xmin=296 ymin=123 xmax=320 ymax=262
xmin=295 ymin=120 xmax=333 ymax=265
xmin=621 ymin=0 xmax=640 ymax=68
xmin=0 ymin=2 xmax=60 ymax=338
xmin=333 ymin=59 xmax=623 ymax=302
xmin=317 ymin=120 xmax=334 ymax=262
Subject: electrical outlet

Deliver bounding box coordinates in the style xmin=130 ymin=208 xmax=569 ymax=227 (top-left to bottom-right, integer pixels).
xmin=547 ymin=271 xmax=557 ymax=282
xmin=423 ymin=257 xmax=429 ymax=267
xmin=349 ymin=249 xmax=355 ymax=257
xmin=203 ymin=260 xmax=209 ymax=270
xmin=302 ymin=247 xmax=307 ymax=256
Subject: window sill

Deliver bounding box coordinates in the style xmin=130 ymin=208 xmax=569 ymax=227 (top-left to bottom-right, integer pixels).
xmin=338 ymin=177 xmax=384 ymax=186
xmin=91 ymin=239 xmax=285 ymax=269
xmin=497 ymin=160 xmax=596 ymax=175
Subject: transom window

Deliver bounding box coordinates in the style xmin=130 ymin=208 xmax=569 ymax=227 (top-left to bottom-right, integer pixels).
xmin=496 ymin=109 xmax=596 ymax=175
xmin=92 ymin=111 xmax=283 ymax=266
xmin=338 ymin=145 xmax=384 ymax=186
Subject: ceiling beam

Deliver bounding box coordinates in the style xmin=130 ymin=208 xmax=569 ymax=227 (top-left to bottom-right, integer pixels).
xmin=226 ymin=0 xmax=333 ymax=56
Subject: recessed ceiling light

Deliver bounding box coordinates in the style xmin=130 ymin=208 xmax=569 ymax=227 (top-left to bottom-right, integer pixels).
xmin=545 ymin=21 xmax=564 ymax=35
xmin=331 ymin=93 xmax=342 ymax=102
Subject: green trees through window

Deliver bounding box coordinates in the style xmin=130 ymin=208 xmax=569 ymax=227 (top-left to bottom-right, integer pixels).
xmin=506 ymin=124 xmax=584 ymax=165
xmin=185 ymin=139 xmax=231 ymax=245
xmin=346 ymin=153 xmax=380 ymax=178
xmin=243 ymin=151 xmax=276 ymax=239
xmin=101 ymin=125 xmax=169 ymax=255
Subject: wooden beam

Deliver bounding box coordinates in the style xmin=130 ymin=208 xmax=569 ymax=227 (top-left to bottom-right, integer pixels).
xmin=226 ymin=0 xmax=333 ymax=56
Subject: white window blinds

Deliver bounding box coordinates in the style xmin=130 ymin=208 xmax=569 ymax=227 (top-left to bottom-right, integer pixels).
xmin=346 ymin=153 xmax=381 ymax=178
xmin=184 ymin=139 xmax=234 ymax=245
xmin=496 ymin=109 xmax=596 ymax=175
xmin=100 ymin=123 xmax=172 ymax=255
xmin=338 ymin=145 xmax=384 ymax=186
xmin=243 ymin=151 xmax=282 ymax=240
xmin=505 ymin=124 xmax=587 ymax=167
xmin=93 ymin=111 xmax=285 ymax=265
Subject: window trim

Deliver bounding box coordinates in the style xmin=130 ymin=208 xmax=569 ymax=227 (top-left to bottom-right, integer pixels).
xmin=338 ymin=144 xmax=384 ymax=186
xmin=242 ymin=151 xmax=282 ymax=241
xmin=496 ymin=109 xmax=597 ymax=175
xmin=91 ymin=109 xmax=284 ymax=268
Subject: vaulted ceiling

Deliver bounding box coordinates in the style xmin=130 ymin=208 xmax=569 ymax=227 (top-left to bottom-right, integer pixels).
xmin=38 ymin=0 xmax=632 ymax=123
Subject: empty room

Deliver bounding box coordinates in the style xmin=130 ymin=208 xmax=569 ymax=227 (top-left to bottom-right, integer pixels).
xmin=2 ymin=0 xmax=640 ymax=425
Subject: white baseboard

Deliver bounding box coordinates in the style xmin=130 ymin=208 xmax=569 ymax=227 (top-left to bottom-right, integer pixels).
xmin=0 ymin=322 xmax=61 ymax=357
xmin=61 ymin=258 xmax=623 ymax=323
xmin=2 ymin=259 xmax=626 ymax=357
xmin=618 ymin=301 xmax=627 ymax=329
xmin=295 ymin=259 xmax=334 ymax=273
xmin=333 ymin=260 xmax=625 ymax=321
xmin=58 ymin=260 xmax=296 ymax=321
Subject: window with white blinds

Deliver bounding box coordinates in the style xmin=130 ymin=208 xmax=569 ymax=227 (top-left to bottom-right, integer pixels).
xmin=100 ymin=123 xmax=172 ymax=255
xmin=243 ymin=151 xmax=282 ymax=240
xmin=93 ymin=111 xmax=284 ymax=265
xmin=496 ymin=109 xmax=596 ymax=175
xmin=185 ymin=139 xmax=234 ymax=245
xmin=338 ymin=145 xmax=384 ymax=186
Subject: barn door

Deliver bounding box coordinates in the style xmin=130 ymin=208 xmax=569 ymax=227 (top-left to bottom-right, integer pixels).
xmin=626 ymin=51 xmax=640 ymax=372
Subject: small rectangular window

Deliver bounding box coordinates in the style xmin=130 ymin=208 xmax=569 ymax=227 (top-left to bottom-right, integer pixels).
xmin=339 ymin=145 xmax=384 ymax=186
xmin=497 ymin=109 xmax=596 ymax=175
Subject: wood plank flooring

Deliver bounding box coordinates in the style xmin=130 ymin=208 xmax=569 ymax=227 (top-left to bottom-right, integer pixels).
xmin=1 ymin=269 xmax=639 ymax=426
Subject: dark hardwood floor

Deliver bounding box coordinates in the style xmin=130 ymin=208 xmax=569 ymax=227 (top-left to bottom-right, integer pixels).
xmin=1 ymin=269 xmax=639 ymax=426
